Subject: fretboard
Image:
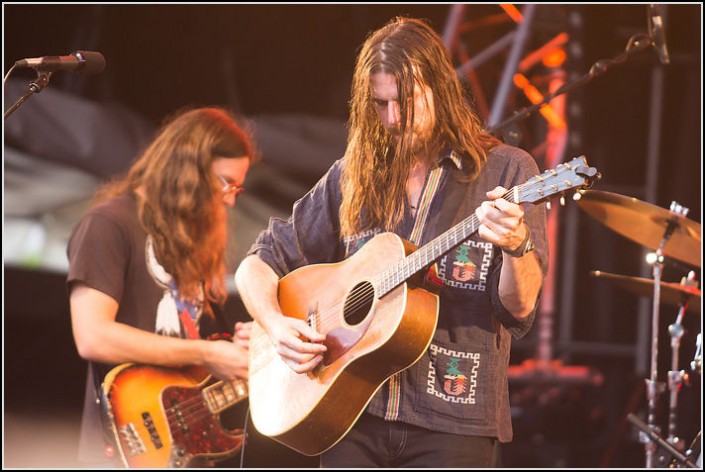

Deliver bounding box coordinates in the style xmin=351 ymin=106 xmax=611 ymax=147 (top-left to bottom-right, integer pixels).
xmin=203 ymin=378 xmax=248 ymax=414
xmin=374 ymin=186 xmax=521 ymax=298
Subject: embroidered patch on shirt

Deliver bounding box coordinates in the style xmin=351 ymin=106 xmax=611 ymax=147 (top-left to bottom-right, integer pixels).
xmin=426 ymin=343 xmax=480 ymax=404
xmin=437 ymin=240 xmax=492 ymax=290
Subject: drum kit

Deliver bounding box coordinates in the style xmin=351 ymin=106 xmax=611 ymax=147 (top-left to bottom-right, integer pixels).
xmin=576 ymin=190 xmax=702 ymax=468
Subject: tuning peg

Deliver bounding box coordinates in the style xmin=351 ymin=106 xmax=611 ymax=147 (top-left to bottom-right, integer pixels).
xmin=560 ymin=196 xmax=566 ymax=206
xmin=546 ymin=201 xmax=552 ymax=211
xmin=573 ymin=192 xmax=582 ymax=201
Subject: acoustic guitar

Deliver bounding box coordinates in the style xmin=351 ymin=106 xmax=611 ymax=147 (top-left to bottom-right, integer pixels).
xmin=248 ymin=156 xmax=600 ymax=456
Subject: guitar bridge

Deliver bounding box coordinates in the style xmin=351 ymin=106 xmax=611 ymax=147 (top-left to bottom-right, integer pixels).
xmin=307 ymin=302 xmax=319 ymax=332
xmin=118 ymin=422 xmax=146 ymax=457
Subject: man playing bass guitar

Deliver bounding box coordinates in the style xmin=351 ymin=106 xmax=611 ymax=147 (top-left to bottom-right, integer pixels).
xmin=68 ymin=107 xmax=254 ymax=467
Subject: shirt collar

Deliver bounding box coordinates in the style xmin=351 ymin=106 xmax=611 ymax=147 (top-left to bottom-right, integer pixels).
xmin=434 ymin=149 xmax=463 ymax=170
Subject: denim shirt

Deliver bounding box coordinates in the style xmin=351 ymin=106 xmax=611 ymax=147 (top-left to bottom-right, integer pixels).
xmin=248 ymin=144 xmax=548 ymax=442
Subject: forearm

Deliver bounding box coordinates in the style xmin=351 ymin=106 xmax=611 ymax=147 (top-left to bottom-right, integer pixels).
xmin=234 ymin=254 xmax=284 ymax=330
xmin=75 ymin=319 xmax=212 ymax=367
xmin=70 ymin=284 xmax=232 ymax=371
xmin=235 ymin=254 xmax=327 ymax=373
xmin=498 ymin=250 xmax=543 ymax=319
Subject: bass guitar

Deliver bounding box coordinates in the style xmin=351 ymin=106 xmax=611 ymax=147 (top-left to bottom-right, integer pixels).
xmin=100 ymin=363 xmax=248 ymax=467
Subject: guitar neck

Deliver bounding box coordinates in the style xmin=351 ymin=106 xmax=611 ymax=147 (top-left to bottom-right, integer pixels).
xmin=375 ymin=186 xmax=523 ymax=298
xmin=374 ymin=213 xmax=480 ymax=297
xmin=371 ymin=155 xmax=600 ymax=299
xmin=203 ymin=378 xmax=248 ymax=414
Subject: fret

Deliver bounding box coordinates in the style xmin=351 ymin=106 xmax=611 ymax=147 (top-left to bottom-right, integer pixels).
xmin=375 ymin=196 xmax=504 ymax=298
xmin=355 ymin=157 xmax=600 ymax=318
xmin=204 ymin=379 xmax=248 ymax=414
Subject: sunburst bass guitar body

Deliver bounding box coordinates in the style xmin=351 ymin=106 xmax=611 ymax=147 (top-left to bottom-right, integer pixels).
xmin=101 ymin=363 xmax=248 ymax=468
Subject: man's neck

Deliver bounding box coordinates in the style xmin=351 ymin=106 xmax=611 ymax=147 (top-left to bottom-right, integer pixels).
xmin=411 ymin=140 xmax=441 ymax=168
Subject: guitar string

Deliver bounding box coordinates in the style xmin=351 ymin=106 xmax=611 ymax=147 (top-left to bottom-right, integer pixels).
xmin=162 ymin=387 xmax=249 ymax=432
xmin=302 ymin=210 xmax=486 ymax=327
xmin=306 ymin=213 xmax=483 ymax=330
xmin=247 ymin=163 xmax=583 ymax=351
xmin=247 ymin=165 xmax=581 ymax=352
xmin=163 ymin=395 xmax=246 ymax=434
xmin=159 ymin=380 xmax=248 ymax=430
xmin=162 ymin=379 xmax=247 ymax=423
xmin=305 ymin=169 xmax=572 ymax=327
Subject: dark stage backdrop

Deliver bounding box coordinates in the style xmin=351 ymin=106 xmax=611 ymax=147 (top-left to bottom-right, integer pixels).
xmin=4 ymin=4 xmax=701 ymax=468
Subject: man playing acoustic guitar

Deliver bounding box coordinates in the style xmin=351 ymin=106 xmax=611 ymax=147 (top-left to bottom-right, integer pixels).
xmin=67 ymin=107 xmax=253 ymax=467
xmin=236 ymin=17 xmax=548 ymax=468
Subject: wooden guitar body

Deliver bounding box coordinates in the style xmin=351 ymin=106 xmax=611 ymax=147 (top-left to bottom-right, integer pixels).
xmin=248 ymin=156 xmax=600 ymax=456
xmin=249 ymin=232 xmax=439 ymax=456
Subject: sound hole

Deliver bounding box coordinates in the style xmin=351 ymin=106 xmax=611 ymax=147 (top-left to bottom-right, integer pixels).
xmin=343 ymin=281 xmax=374 ymax=326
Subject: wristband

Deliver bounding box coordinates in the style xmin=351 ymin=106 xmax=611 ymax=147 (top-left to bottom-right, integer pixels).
xmin=502 ymin=230 xmax=534 ymax=258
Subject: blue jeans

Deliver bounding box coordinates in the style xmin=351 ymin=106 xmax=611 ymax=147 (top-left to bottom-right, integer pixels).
xmin=320 ymin=413 xmax=500 ymax=468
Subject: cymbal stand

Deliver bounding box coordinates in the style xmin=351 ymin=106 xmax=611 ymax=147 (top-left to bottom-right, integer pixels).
xmin=691 ymin=333 xmax=702 ymax=375
xmin=629 ymin=414 xmax=699 ymax=468
xmin=643 ymin=201 xmax=689 ymax=468
xmin=666 ymin=272 xmax=698 ymax=449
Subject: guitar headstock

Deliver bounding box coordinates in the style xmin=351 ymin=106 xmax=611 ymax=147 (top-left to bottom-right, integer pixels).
xmin=517 ymin=155 xmax=601 ymax=205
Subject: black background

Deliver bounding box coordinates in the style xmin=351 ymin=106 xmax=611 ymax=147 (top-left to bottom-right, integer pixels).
xmin=4 ymin=4 xmax=701 ymax=468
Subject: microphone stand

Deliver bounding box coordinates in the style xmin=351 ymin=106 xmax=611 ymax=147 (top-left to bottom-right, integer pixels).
xmin=4 ymin=70 xmax=53 ymax=119
xmin=488 ymin=33 xmax=653 ymax=135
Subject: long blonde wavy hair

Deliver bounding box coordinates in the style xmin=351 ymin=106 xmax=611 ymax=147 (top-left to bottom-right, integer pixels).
xmin=340 ymin=17 xmax=500 ymax=238
xmin=97 ymin=107 xmax=254 ymax=313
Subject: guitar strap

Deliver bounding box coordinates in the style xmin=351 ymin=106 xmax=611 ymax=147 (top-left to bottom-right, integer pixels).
xmin=179 ymin=307 xmax=201 ymax=340
xmin=90 ymin=362 xmax=123 ymax=464
xmin=407 ymin=165 xmax=445 ymax=244
xmin=384 ymin=160 xmax=447 ymax=421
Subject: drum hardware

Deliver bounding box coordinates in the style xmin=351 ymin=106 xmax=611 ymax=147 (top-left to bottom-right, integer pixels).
xmin=627 ymin=414 xmax=699 ymax=468
xmin=690 ymin=333 xmax=702 ymax=376
xmin=666 ymin=272 xmax=699 ymax=447
xmin=589 ymin=271 xmax=701 ymax=315
xmin=683 ymin=432 xmax=702 ymax=468
xmin=578 ymin=190 xmax=702 ymax=467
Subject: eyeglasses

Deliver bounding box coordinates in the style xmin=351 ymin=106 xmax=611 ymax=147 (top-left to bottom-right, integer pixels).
xmin=217 ymin=174 xmax=245 ymax=197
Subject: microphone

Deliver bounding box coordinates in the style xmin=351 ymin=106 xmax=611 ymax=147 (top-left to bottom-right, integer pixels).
xmin=647 ymin=4 xmax=670 ymax=65
xmin=14 ymin=50 xmax=106 ymax=75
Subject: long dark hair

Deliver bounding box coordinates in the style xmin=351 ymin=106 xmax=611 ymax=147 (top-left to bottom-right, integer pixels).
xmin=97 ymin=107 xmax=254 ymax=311
xmin=340 ymin=17 xmax=499 ymax=237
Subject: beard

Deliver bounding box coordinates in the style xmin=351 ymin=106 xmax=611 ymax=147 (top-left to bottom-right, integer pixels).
xmin=388 ymin=123 xmax=436 ymax=158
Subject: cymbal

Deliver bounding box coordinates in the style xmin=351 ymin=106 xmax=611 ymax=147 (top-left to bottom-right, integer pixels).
xmin=590 ymin=270 xmax=701 ymax=314
xmin=576 ymin=190 xmax=701 ymax=268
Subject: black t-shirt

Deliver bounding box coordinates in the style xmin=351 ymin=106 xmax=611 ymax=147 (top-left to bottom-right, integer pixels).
xmin=67 ymin=193 xmax=208 ymax=465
